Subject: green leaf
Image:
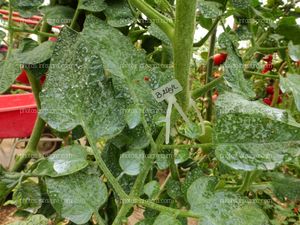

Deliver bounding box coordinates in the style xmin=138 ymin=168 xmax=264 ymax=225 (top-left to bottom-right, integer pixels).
xmin=218 ymin=33 xmax=255 ymax=98
xmin=276 ymin=17 xmax=300 ymax=45
xmin=156 ymin=151 xmax=170 ymax=170
xmin=14 ymin=41 xmax=55 ymax=65
xmin=144 ymin=180 xmax=160 ymax=199
xmin=39 ymin=26 xmax=126 ymax=141
xmin=41 ymin=5 xmax=75 ymax=26
xmin=288 ymin=41 xmax=300 ymax=62
xmin=32 ymin=145 xmax=88 ymax=177
xmin=126 ymin=105 xmax=142 ymax=129
xmin=0 ymin=54 xmax=21 ymax=93
xmin=179 ymin=122 xmax=202 ymax=140
xmin=197 ymin=0 xmax=223 ymax=18
xmin=10 ymin=0 xmax=43 ymax=18
xmin=214 ymin=92 xmax=300 ymax=171
xmin=236 ymin=25 xmax=252 ymax=40
xmin=7 ymin=214 xmax=49 ymax=225
xmin=280 ymin=74 xmax=300 ymax=111
xmin=119 ymin=150 xmax=145 ymax=176
xmin=8 ymin=181 xmax=42 ymax=213
xmin=81 ymin=15 xmax=167 ymax=126
xmin=78 ymin=0 xmax=107 ymax=12
xmin=166 ymin=178 xmax=183 ymax=200
xmin=111 ymin=126 xmax=150 ymax=150
xmin=187 ymin=177 xmax=269 ymax=225
xmin=268 ymin=172 xmax=300 ymax=201
xmin=181 ymin=167 xmax=204 ymax=198
xmin=104 ymin=0 xmax=135 ymax=27
xmin=148 ymin=23 xmax=172 ymax=45
xmin=46 ymin=169 xmax=108 ymax=224
xmin=153 ymin=213 xmax=181 ymax=225
xmin=0 ymin=167 xmax=20 ymax=204
xmin=174 ymin=148 xmax=190 ymax=164
xmin=230 ymin=0 xmax=250 ymax=9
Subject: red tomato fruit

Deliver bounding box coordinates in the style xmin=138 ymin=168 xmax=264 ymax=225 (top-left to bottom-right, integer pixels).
xmin=266 ymin=86 xmax=274 ymax=95
xmin=40 ymin=75 xmax=46 ymax=85
xmin=213 ymin=53 xmax=227 ymax=66
xmin=0 ymin=44 xmax=8 ymax=52
xmin=263 ymin=54 xmax=273 ymax=63
xmin=262 ymin=63 xmax=273 ymax=74
xmin=16 ymin=69 xmax=30 ymax=84
xmin=48 ymin=37 xmax=58 ymax=42
xmin=263 ymin=98 xmax=272 ymax=105
xmin=277 ymin=96 xmax=282 ymax=104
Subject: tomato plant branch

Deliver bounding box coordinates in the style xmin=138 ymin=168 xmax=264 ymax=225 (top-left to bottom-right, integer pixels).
xmin=84 ymin=130 xmax=128 ymax=200
xmin=237 ymin=171 xmax=259 ymax=193
xmin=194 ymin=17 xmax=220 ymax=47
xmin=270 ymin=62 xmax=286 ymax=106
xmin=70 ymin=5 xmax=81 ymax=29
xmin=173 ymin=0 xmax=197 ymax=112
xmin=7 ymin=3 xmax=14 ymax=57
xmin=26 ymin=69 xmax=42 ymax=108
xmin=94 ymin=211 xmax=106 ymax=225
xmin=271 ymin=79 xmax=280 ymax=107
xmin=12 ymin=71 xmax=45 ymax=172
xmin=133 ymin=198 xmax=200 ymax=219
xmin=205 ymin=28 xmax=217 ymax=121
xmin=0 ymin=24 xmax=58 ymax=37
xmin=129 ymin=0 xmax=174 ymax=41
xmin=161 ymin=143 xmax=213 ymax=149
xmin=11 ymin=117 xmax=45 ymax=172
xmin=192 ymin=76 xmax=224 ymax=99
xmin=257 ymin=46 xmax=287 ymax=53
xmin=38 ymin=19 xmax=51 ymax=43
xmin=244 ymin=70 xmax=279 ymax=79
xmin=112 ymin=130 xmax=165 ymax=225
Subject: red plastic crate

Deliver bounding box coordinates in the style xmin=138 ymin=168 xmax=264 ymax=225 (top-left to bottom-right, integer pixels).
xmin=0 ymin=93 xmax=37 ymax=138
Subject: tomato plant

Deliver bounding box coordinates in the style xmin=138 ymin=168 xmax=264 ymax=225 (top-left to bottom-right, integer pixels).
xmin=0 ymin=0 xmax=300 ymax=225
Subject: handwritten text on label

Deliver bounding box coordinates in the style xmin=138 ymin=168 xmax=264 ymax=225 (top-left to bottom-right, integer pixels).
xmin=152 ymin=79 xmax=183 ymax=102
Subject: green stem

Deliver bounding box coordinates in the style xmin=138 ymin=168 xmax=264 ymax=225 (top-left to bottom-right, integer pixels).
xmin=94 ymin=211 xmax=106 ymax=225
xmin=112 ymin=129 xmax=165 ymax=225
xmin=244 ymin=70 xmax=279 ymax=79
xmin=7 ymin=3 xmax=14 ymax=57
xmin=70 ymin=6 xmax=81 ymax=30
xmin=84 ymin=129 xmax=128 ymax=200
xmin=12 ymin=118 xmax=45 ymax=172
xmin=194 ymin=17 xmax=220 ymax=47
xmin=242 ymin=31 xmax=269 ymax=61
xmin=25 ymin=70 xmax=42 ymax=108
xmin=173 ymin=0 xmax=197 ymax=112
xmin=0 ymin=25 xmax=58 ymax=37
xmin=205 ymin=28 xmax=217 ymax=121
xmin=192 ymin=76 xmax=223 ymax=99
xmin=257 ymin=46 xmax=287 ymax=53
xmin=161 ymin=143 xmax=213 ymax=149
xmin=271 ymin=79 xmax=280 ymax=107
xmin=129 ymin=0 xmax=174 ymax=41
xmin=38 ymin=20 xmax=52 ymax=43
xmin=237 ymin=171 xmax=259 ymax=193
xmin=12 ymin=71 xmax=45 ymax=172
xmin=169 ymin=150 xmax=180 ymax=180
xmin=133 ymin=198 xmax=199 ymax=219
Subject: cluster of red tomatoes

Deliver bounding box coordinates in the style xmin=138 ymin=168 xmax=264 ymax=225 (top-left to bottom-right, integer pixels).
xmin=261 ymin=54 xmax=273 ymax=74
xmin=263 ymin=85 xmax=283 ymax=106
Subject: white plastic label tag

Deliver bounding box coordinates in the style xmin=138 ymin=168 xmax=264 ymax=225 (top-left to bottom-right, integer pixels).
xmin=152 ymin=79 xmax=183 ymax=102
